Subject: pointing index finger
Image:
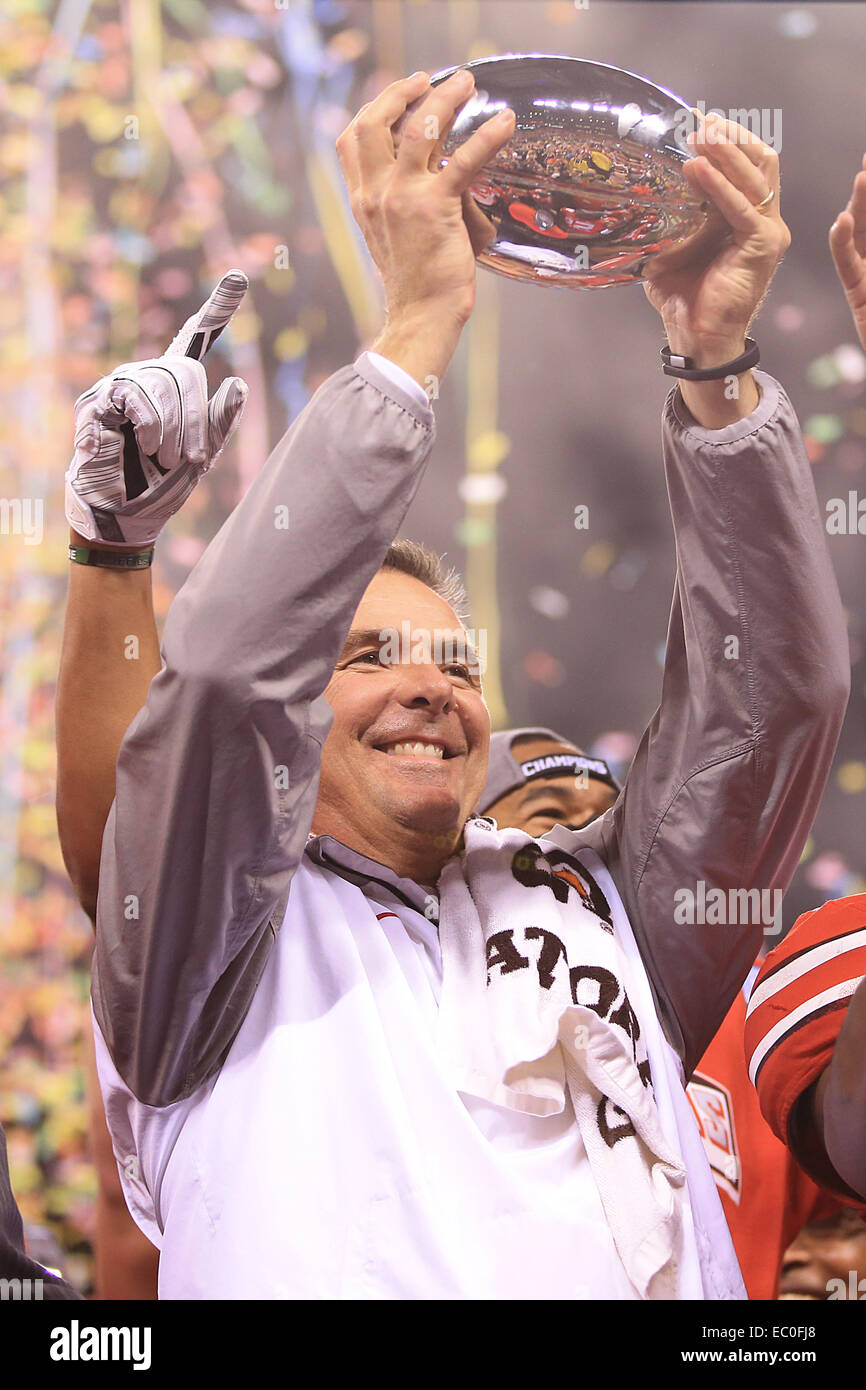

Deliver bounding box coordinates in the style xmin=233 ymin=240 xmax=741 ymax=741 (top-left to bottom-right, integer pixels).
xmin=164 ymin=269 xmax=249 ymax=360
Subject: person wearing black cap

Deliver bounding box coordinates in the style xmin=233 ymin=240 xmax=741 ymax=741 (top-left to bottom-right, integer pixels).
xmin=478 ymin=727 xmax=619 ymax=837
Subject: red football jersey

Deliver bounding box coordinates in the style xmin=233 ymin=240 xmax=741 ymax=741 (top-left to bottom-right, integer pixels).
xmin=744 ymin=893 xmax=866 ymax=1208
xmin=690 ymin=985 xmax=836 ymax=1300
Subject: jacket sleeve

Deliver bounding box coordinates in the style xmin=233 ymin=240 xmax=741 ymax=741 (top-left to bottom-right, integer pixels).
xmin=92 ymin=355 xmax=435 ymax=1106
xmin=581 ymin=370 xmax=850 ymax=1077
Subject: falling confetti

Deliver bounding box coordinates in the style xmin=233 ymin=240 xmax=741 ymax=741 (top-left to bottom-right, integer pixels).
xmin=804 ymin=414 xmax=845 ymax=444
xmin=773 ymin=304 xmax=804 ymax=333
xmin=837 ymin=760 xmax=866 ymax=795
xmin=524 ymin=649 xmax=566 ymax=686
xmin=778 ymin=8 xmax=819 ymax=39
xmin=579 ymin=541 xmax=616 ymax=577
xmin=458 ymin=473 xmax=508 ymax=505
xmin=528 ymin=585 xmax=570 ymax=619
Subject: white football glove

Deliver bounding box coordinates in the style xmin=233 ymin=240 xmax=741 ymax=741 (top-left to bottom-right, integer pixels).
xmin=66 ymin=270 xmax=249 ymax=548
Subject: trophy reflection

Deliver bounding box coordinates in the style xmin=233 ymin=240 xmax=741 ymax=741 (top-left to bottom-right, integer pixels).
xmin=431 ymin=55 xmax=712 ymax=290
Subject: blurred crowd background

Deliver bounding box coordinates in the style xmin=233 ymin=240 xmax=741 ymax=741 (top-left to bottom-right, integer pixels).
xmin=1 ymin=0 xmax=865 ymax=1293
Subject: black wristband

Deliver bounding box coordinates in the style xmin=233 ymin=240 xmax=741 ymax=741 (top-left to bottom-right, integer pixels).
xmin=69 ymin=545 xmax=154 ymax=569
xmin=661 ymin=337 xmax=759 ymax=381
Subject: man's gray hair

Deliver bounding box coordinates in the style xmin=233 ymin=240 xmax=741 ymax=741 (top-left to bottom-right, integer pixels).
xmin=381 ymin=539 xmax=469 ymax=623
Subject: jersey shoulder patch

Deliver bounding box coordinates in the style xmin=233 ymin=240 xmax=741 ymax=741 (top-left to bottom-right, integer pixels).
xmin=687 ymin=1071 xmax=741 ymax=1203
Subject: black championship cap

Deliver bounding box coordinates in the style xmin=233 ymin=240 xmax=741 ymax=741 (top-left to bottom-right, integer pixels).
xmin=477 ymin=726 xmax=621 ymax=815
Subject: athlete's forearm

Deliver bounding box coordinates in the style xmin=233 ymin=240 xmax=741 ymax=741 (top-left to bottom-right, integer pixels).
xmin=56 ymin=528 xmax=161 ymax=922
xmin=814 ymin=976 xmax=866 ymax=1199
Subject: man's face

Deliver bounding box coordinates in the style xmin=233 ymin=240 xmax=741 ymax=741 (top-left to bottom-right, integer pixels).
xmin=486 ymin=736 xmax=617 ymax=838
xmin=312 ymin=569 xmax=490 ymax=876
xmin=779 ymin=1206 xmax=866 ymax=1299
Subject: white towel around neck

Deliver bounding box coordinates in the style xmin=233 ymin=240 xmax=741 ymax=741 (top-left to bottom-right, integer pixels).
xmin=435 ymin=819 xmax=743 ymax=1300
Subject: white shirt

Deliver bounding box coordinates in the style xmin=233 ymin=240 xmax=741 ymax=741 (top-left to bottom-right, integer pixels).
xmin=96 ymin=854 xmax=646 ymax=1299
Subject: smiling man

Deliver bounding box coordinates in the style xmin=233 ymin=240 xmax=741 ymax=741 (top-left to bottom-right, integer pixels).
xmin=58 ymin=70 xmax=850 ymax=1300
xmin=312 ymin=560 xmax=489 ymax=885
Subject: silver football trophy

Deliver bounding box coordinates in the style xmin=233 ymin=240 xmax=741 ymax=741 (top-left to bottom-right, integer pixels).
xmin=427 ymin=55 xmax=711 ymax=290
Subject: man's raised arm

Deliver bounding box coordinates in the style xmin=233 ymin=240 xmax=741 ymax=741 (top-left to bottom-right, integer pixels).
xmin=582 ymin=114 xmax=849 ymax=1075
xmin=90 ymin=69 xmax=516 ymax=1107
xmin=57 ymin=269 xmax=252 ymax=924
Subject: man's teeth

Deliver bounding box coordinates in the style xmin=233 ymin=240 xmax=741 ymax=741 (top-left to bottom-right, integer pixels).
xmin=385 ymin=742 xmax=445 ymax=759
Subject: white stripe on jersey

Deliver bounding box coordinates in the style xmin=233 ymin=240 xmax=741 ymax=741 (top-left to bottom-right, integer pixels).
xmin=747 ymin=976 xmax=862 ymax=1087
xmin=746 ymin=927 xmax=866 ymax=1018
